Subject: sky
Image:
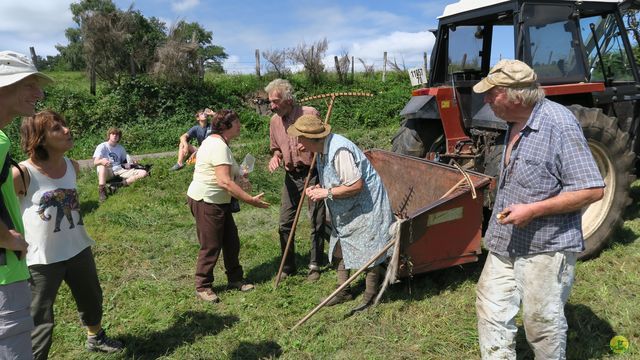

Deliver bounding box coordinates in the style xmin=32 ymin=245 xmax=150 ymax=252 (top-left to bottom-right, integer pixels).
xmin=0 ymin=0 xmax=453 ymax=74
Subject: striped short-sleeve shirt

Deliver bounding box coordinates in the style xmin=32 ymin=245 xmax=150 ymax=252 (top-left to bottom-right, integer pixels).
xmin=484 ymin=99 xmax=605 ymax=256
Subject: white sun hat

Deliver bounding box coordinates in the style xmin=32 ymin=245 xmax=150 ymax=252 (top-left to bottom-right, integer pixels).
xmin=0 ymin=51 xmax=53 ymax=88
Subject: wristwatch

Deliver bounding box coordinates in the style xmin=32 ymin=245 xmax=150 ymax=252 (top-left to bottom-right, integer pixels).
xmin=327 ymin=188 xmax=333 ymax=201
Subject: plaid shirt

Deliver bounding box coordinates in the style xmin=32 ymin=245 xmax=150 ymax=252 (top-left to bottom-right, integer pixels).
xmin=485 ymin=99 xmax=605 ymax=256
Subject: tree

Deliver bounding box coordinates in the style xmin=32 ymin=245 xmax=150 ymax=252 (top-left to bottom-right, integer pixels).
xmin=126 ymin=13 xmax=167 ymax=75
xmin=289 ymin=38 xmax=328 ymax=84
xmin=262 ymin=48 xmax=290 ymax=77
xmin=151 ymin=21 xmax=201 ymax=85
xmin=335 ymin=49 xmax=350 ymax=83
xmin=70 ymin=0 xmax=117 ymax=24
xmin=358 ymin=58 xmax=375 ymax=77
xmin=80 ymin=6 xmax=137 ymax=86
xmin=161 ymin=21 xmax=228 ymax=74
xmin=55 ymin=0 xmax=117 ymax=71
xmin=55 ymin=28 xmax=86 ymax=70
xmin=56 ymin=0 xmax=227 ymax=81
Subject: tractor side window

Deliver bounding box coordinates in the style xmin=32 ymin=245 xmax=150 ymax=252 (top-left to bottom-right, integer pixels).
xmin=580 ymin=14 xmax=635 ymax=82
xmin=448 ymin=25 xmax=484 ymax=78
xmin=523 ymin=4 xmax=587 ymax=83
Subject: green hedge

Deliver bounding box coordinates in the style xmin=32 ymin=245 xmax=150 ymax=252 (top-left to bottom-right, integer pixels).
xmin=4 ymin=71 xmax=412 ymax=160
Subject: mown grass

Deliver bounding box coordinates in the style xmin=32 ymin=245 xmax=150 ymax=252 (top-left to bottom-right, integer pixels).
xmin=44 ymin=129 xmax=638 ymax=359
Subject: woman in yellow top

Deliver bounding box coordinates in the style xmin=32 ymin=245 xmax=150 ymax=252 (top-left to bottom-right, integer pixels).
xmin=186 ymin=109 xmax=269 ymax=303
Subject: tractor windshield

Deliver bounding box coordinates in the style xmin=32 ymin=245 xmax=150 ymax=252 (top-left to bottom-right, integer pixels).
xmin=521 ymin=3 xmax=587 ymax=84
xmin=448 ymin=26 xmax=484 ymax=73
xmin=434 ymin=24 xmax=514 ymax=81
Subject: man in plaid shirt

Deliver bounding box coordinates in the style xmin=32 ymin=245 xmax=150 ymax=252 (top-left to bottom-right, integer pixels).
xmin=472 ymin=60 xmax=605 ymax=359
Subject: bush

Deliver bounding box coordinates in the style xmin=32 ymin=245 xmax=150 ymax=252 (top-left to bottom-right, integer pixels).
xmin=6 ymin=71 xmax=411 ymax=160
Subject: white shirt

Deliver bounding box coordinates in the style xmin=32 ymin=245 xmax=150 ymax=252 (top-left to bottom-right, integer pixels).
xmin=93 ymin=142 xmax=128 ymax=172
xmin=20 ymin=158 xmax=95 ymax=265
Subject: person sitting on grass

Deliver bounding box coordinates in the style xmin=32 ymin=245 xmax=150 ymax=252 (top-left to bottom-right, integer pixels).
xmin=14 ymin=110 xmax=124 ymax=358
xmin=93 ymin=127 xmax=148 ymax=202
xmin=170 ymin=108 xmax=214 ymax=171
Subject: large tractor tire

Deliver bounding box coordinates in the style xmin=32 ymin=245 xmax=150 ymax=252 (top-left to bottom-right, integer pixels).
xmin=391 ymin=119 xmax=444 ymax=158
xmin=568 ymin=105 xmax=636 ymax=260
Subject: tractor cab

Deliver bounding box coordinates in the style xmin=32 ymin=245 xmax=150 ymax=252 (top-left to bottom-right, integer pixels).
xmin=393 ymin=0 xmax=640 ymax=259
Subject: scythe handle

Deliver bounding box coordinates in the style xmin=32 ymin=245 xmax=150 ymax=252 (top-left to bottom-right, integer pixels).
xmin=291 ymin=239 xmax=394 ymax=331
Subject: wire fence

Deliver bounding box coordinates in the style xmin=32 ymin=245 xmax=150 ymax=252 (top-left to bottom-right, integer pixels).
xmin=222 ymin=52 xmax=430 ymax=75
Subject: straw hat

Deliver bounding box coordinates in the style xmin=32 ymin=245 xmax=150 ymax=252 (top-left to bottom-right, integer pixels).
xmin=473 ymin=59 xmax=536 ymax=93
xmin=0 ymin=51 xmax=53 ymax=88
xmin=287 ymin=114 xmax=331 ymax=139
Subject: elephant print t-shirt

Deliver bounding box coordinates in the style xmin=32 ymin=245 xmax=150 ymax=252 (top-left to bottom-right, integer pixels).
xmin=19 ymin=158 xmax=95 ymax=265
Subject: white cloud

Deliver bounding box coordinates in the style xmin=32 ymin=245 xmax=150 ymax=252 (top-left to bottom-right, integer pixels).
xmin=0 ymin=1 xmax=74 ymax=56
xmin=318 ymin=31 xmax=435 ymax=72
xmin=350 ymin=31 xmax=435 ymax=65
xmin=223 ymin=54 xmax=255 ymax=75
xmin=171 ymin=0 xmax=199 ymax=12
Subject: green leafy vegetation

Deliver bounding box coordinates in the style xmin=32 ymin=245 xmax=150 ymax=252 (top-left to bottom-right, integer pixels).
xmin=4 ymin=71 xmax=411 ymax=162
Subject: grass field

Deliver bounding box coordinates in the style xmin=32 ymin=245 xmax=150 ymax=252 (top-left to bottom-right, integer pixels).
xmin=43 ymin=128 xmax=639 ymax=359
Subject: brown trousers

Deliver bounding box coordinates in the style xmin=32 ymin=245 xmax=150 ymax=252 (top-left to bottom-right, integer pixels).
xmin=188 ymin=197 xmax=243 ymax=291
xmin=278 ymin=167 xmax=326 ymax=273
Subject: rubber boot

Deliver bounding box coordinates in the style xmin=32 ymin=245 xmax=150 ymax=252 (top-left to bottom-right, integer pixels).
xmin=325 ymin=259 xmax=353 ymax=306
xmin=98 ymin=185 xmax=107 ymax=203
xmin=350 ymin=265 xmax=381 ymax=314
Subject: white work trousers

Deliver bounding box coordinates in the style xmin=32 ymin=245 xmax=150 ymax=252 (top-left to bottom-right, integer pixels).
xmin=476 ymin=251 xmax=577 ymax=360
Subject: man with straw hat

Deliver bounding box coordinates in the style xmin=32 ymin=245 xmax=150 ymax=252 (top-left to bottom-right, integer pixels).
xmin=0 ymin=50 xmax=53 ymax=358
xmin=473 ymin=59 xmax=604 ymax=359
xmin=288 ymin=114 xmax=394 ymax=313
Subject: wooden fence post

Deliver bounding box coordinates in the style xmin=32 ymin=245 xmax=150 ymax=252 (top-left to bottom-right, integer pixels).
xmin=382 ymin=51 xmax=387 ymax=82
xmin=424 ymin=52 xmax=429 ymax=72
xmin=423 ymin=52 xmax=429 ymax=88
xmin=351 ymin=56 xmax=354 ymax=81
xmin=29 ymin=47 xmax=37 ymax=67
xmin=334 ymin=56 xmax=343 ymax=82
xmin=90 ymin=60 xmax=96 ymax=96
xmin=255 ymin=49 xmax=261 ymax=78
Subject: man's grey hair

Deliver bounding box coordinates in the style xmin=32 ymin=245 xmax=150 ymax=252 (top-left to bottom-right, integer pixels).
xmin=265 ymin=79 xmax=295 ymax=102
xmin=504 ymin=84 xmax=545 ymax=107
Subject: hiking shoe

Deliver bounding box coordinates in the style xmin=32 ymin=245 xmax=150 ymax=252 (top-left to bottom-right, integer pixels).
xmin=307 ymin=270 xmax=321 ymax=282
xmin=196 ymin=288 xmax=220 ymax=303
xmin=98 ymin=186 xmax=107 ymax=203
xmin=170 ymin=163 xmax=185 ymax=171
xmin=227 ymin=281 xmax=255 ymax=292
xmin=86 ymin=329 xmax=123 ymax=353
xmin=324 ymin=290 xmax=353 ymax=307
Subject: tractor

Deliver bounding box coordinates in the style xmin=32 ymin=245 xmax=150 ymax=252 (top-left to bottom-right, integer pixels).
xmin=392 ymin=0 xmax=640 ymax=259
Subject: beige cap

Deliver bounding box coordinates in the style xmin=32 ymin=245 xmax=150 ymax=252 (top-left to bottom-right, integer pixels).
xmin=473 ymin=59 xmax=536 ymax=93
xmin=0 ymin=51 xmax=53 ymax=88
xmin=287 ymin=114 xmax=331 ymax=139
